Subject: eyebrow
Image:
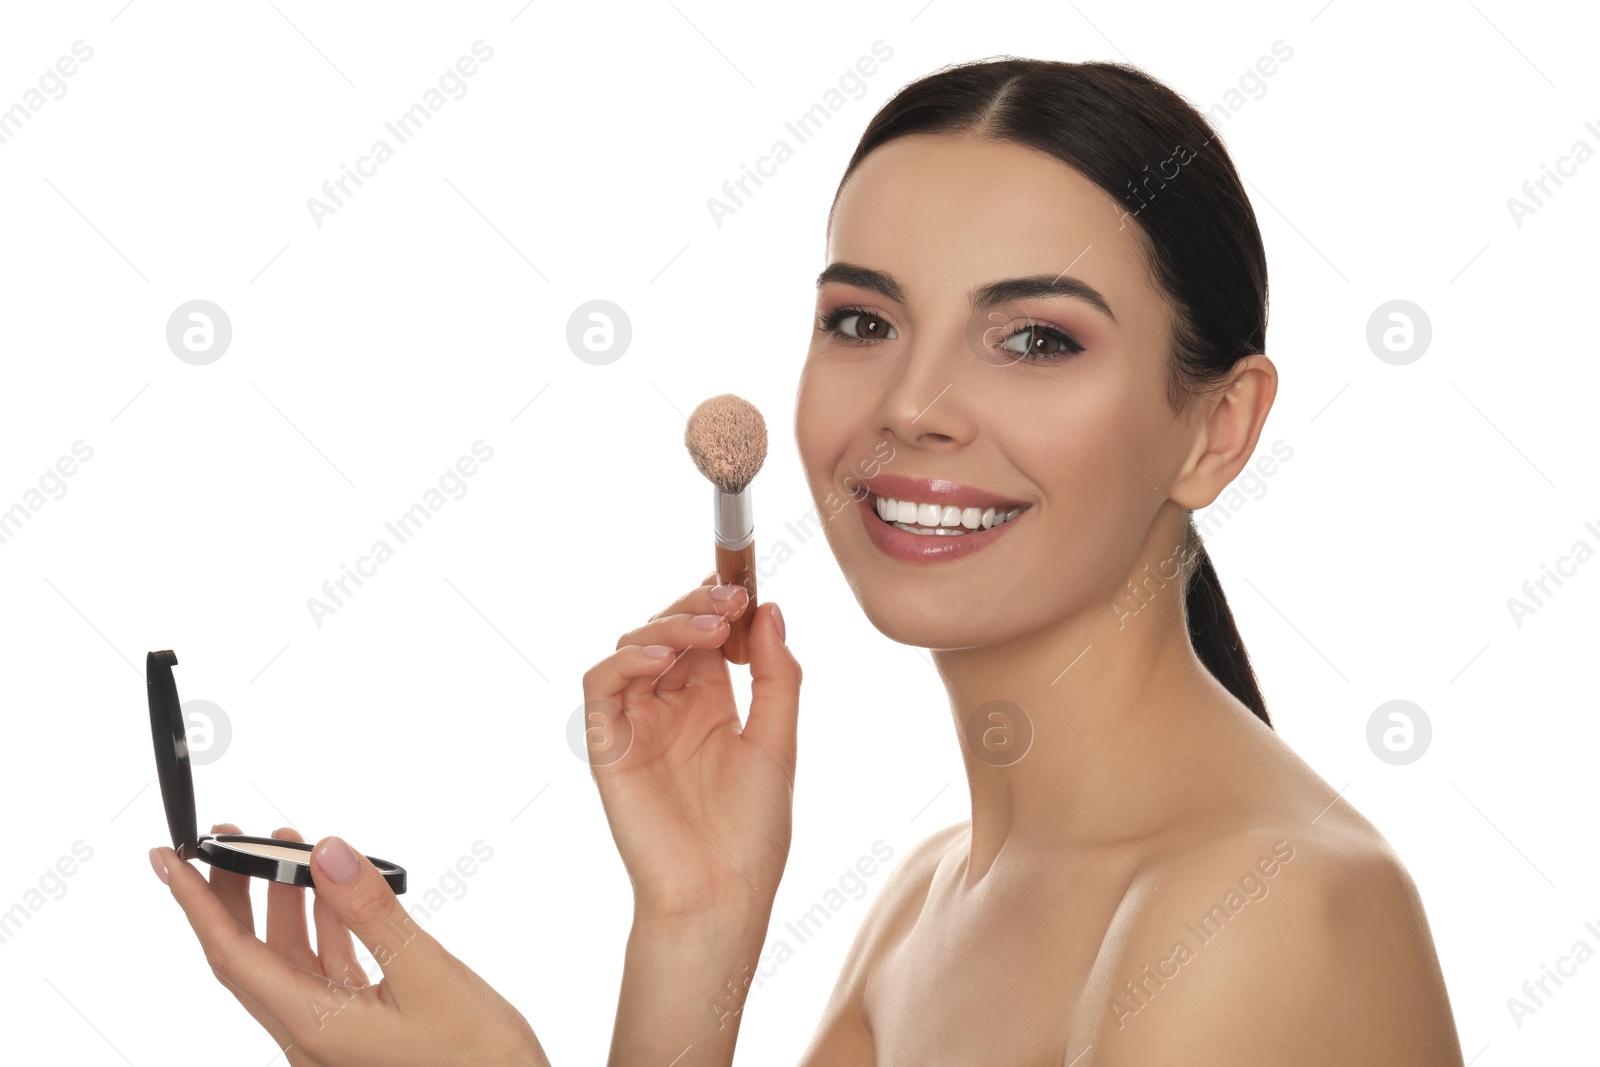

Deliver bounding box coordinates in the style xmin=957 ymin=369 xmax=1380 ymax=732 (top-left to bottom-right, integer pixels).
xmin=815 ymin=262 xmax=1116 ymax=322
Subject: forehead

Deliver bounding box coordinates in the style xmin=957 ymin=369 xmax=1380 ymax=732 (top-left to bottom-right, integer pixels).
xmin=826 ymin=132 xmax=1154 ymax=312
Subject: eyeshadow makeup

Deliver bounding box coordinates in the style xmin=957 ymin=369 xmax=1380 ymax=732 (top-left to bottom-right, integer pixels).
xmin=147 ymin=649 xmax=406 ymax=893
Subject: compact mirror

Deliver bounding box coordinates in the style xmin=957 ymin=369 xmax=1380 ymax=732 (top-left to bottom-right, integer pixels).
xmin=147 ymin=650 xmax=406 ymax=894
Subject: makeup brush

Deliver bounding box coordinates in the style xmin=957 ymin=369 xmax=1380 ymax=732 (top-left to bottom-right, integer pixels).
xmin=684 ymin=394 xmax=768 ymax=665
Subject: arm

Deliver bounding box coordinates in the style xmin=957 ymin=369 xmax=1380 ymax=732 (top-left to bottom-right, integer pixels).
xmin=608 ymin=901 xmax=775 ymax=1066
xmin=581 ymin=577 xmax=803 ymax=1067
xmin=156 ymin=575 xmax=792 ymax=1067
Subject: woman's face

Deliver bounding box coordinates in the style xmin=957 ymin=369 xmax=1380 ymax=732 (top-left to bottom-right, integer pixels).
xmin=795 ymin=131 xmax=1206 ymax=650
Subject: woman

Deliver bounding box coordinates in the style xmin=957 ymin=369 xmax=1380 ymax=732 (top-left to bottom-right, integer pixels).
xmin=153 ymin=58 xmax=1465 ymax=1066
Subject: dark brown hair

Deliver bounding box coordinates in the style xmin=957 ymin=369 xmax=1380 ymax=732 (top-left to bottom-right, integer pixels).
xmin=831 ymin=57 xmax=1271 ymax=726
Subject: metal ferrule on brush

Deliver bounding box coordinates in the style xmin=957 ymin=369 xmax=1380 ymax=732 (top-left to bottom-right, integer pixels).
xmin=713 ymin=484 xmax=754 ymax=551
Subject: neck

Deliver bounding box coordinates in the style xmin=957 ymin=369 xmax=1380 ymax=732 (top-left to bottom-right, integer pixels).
xmin=929 ymin=531 xmax=1252 ymax=884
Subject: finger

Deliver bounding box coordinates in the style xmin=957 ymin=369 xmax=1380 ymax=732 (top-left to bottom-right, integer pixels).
xmin=620 ymin=644 xmax=699 ymax=700
xmin=611 ymin=609 xmax=741 ymax=693
xmin=646 ymin=576 xmax=716 ymax=623
xmin=308 ymin=836 xmax=447 ymax=1000
xmin=313 ymin=892 xmax=367 ymax=990
xmin=583 ymin=642 xmax=709 ymax=708
xmin=266 ymin=827 xmax=320 ymax=972
xmin=206 ymin=822 xmax=255 ymax=935
xmin=645 ymin=577 xmax=752 ymax=627
xmin=684 ymin=585 xmax=753 ymax=688
xmin=631 ymin=579 xmax=751 ymax=693
xmin=150 ymin=846 xmax=300 ymax=1053
xmin=614 ymin=608 xmax=733 ymax=652
xmin=627 ymin=592 xmax=750 ymax=653
xmin=157 ymin=845 xmax=337 ymax=1024
xmin=740 ymin=601 xmax=802 ymax=780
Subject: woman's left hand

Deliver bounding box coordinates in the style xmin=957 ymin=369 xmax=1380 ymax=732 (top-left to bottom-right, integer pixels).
xmin=150 ymin=823 xmax=551 ymax=1067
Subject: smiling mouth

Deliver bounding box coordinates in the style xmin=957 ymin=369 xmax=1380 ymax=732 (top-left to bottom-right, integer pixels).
xmin=871 ymin=493 xmax=1025 ymax=536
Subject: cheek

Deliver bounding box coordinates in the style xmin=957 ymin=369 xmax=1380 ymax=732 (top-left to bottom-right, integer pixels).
xmin=794 ymin=383 xmax=839 ymax=508
xmin=1048 ymin=347 xmax=1171 ymax=477
xmin=795 ymin=360 xmax=859 ymax=469
xmin=1020 ymin=412 xmax=1121 ymax=505
xmin=1010 ymin=363 xmax=1165 ymax=539
xmin=1008 ymin=400 xmax=1157 ymax=608
xmin=1019 ymin=370 xmax=1130 ymax=478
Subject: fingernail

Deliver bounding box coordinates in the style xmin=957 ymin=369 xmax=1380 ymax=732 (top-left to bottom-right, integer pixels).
xmin=148 ymin=848 xmax=169 ymax=885
xmin=641 ymin=644 xmax=675 ymax=659
xmin=771 ymin=603 xmax=786 ymax=643
xmin=710 ymin=583 xmax=740 ymax=602
xmin=691 ymin=613 xmax=724 ymax=630
xmin=316 ymin=837 xmax=362 ymax=885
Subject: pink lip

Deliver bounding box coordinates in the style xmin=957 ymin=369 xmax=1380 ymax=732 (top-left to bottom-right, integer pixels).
xmin=855 ymin=492 xmax=1025 ymax=564
xmin=857 ymin=473 xmax=1027 ymax=510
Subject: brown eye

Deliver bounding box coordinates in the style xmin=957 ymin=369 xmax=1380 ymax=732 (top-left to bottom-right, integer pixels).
xmin=821 ymin=307 xmax=898 ymax=343
xmin=999 ymin=322 xmax=1085 ymax=360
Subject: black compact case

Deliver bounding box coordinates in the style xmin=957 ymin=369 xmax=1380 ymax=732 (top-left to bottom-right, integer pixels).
xmin=147 ymin=649 xmax=406 ymax=894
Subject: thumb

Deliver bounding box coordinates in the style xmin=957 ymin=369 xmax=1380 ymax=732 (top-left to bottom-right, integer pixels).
xmin=309 ymin=836 xmax=443 ymax=998
xmin=740 ymin=601 xmax=801 ymax=775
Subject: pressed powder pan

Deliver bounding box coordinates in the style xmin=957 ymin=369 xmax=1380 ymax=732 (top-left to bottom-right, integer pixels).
xmin=147 ymin=649 xmax=406 ymax=893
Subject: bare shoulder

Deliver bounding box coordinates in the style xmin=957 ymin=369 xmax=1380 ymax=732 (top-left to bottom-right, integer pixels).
xmin=795 ymin=820 xmax=968 ymax=1066
xmin=1075 ymin=814 xmax=1463 ymax=1066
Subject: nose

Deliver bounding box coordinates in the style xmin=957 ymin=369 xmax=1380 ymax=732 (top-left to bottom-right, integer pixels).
xmin=876 ymin=327 xmax=978 ymax=449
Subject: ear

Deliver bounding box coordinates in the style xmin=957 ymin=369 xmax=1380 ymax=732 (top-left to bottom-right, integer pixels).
xmin=1170 ymin=354 xmax=1278 ymax=510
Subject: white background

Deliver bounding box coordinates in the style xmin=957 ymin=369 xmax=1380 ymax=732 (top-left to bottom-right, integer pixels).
xmin=1 ymin=0 xmax=1596 ymax=1063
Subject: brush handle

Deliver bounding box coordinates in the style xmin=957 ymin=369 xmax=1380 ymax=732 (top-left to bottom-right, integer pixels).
xmin=714 ymin=541 xmax=757 ymax=665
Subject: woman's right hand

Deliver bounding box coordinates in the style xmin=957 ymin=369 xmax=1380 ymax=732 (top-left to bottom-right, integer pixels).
xmin=580 ymin=575 xmax=801 ymax=924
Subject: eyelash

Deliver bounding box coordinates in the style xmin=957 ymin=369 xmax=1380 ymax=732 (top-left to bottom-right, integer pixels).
xmin=816 ymin=304 xmax=1086 ymax=361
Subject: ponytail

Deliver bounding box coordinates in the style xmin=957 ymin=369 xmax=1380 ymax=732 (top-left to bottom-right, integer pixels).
xmin=1183 ymin=519 xmax=1270 ymax=727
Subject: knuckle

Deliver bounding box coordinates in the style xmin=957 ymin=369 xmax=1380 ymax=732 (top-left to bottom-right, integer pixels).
xmin=341 ymin=881 xmax=395 ymax=930
xmin=616 ymin=620 xmax=654 ymax=648
xmin=204 ymin=941 xmax=236 ymax=987
xmin=326 ymin=959 xmax=370 ymax=989
xmin=288 ymin=981 xmax=369 ymax=1049
xmin=581 ymin=660 xmax=610 ymax=690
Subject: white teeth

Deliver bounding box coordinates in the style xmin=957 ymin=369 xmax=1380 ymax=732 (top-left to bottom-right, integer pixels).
xmin=872 ymin=495 xmax=1022 ymax=533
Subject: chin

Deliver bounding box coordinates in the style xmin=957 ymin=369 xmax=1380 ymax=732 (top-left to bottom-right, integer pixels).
xmin=842 ymin=572 xmax=1037 ymax=651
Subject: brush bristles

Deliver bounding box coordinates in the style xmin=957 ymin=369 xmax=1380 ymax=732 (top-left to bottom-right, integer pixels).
xmin=684 ymin=394 xmax=768 ymax=495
